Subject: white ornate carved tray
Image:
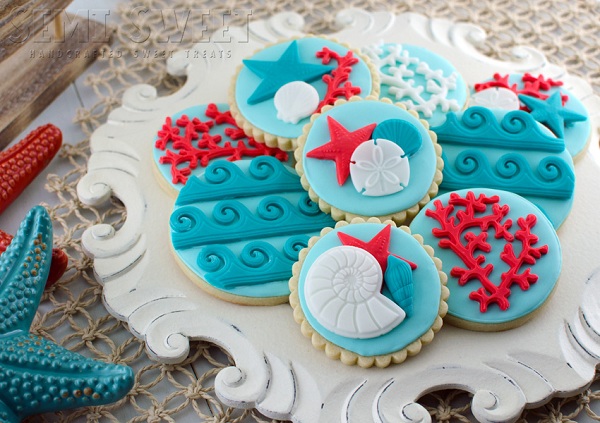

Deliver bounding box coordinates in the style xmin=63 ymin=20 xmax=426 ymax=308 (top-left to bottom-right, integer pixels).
xmin=77 ymin=9 xmax=600 ymax=423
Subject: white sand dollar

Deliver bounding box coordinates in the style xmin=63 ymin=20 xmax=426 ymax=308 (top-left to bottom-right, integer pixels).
xmin=274 ymin=81 xmax=319 ymax=124
xmin=350 ymin=138 xmax=410 ymax=196
xmin=304 ymin=246 xmax=406 ymax=339
xmin=468 ymin=87 xmax=521 ymax=110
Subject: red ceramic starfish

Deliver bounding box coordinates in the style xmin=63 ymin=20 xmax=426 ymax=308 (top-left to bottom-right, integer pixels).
xmin=0 ymin=124 xmax=62 ymax=215
xmin=338 ymin=225 xmax=417 ymax=273
xmin=306 ymin=116 xmax=376 ymax=185
xmin=0 ymin=229 xmax=68 ymax=287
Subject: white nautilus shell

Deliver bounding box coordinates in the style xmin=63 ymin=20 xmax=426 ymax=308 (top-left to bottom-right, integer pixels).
xmin=304 ymin=245 xmax=406 ymax=339
xmin=274 ymin=81 xmax=320 ymax=124
xmin=350 ymin=138 xmax=410 ymax=197
xmin=468 ymin=87 xmax=521 ymax=110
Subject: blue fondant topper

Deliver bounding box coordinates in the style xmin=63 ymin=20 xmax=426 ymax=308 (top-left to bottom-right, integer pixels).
xmin=372 ymin=118 xmax=423 ymax=158
xmin=432 ymin=107 xmax=565 ymax=153
xmin=0 ymin=207 xmax=133 ymax=422
xmin=518 ymin=92 xmax=587 ymax=139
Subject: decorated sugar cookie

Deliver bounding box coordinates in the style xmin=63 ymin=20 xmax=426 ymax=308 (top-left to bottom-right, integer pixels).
xmin=230 ymin=36 xmax=380 ymax=150
xmin=295 ymin=97 xmax=442 ymax=224
xmin=432 ymin=107 xmax=575 ymax=228
xmin=170 ymin=156 xmax=335 ymax=305
xmin=473 ymin=73 xmax=591 ymax=159
xmin=289 ymin=219 xmax=448 ymax=367
xmin=362 ymin=42 xmax=468 ymax=126
xmin=410 ymin=188 xmax=561 ymax=331
xmin=153 ymin=103 xmax=288 ymax=193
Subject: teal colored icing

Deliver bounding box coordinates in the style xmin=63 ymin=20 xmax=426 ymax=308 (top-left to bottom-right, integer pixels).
xmin=171 ymin=157 xmax=335 ymax=298
xmin=432 ymin=107 xmax=565 ymax=153
xmin=302 ymin=100 xmax=437 ymax=216
xmin=171 ymin=193 xmax=333 ymax=249
xmin=176 ymin=156 xmax=301 ymax=205
xmin=410 ymin=188 xmax=561 ymax=327
xmin=298 ymin=223 xmax=441 ymax=356
xmin=0 ymin=207 xmax=133 ymax=422
xmin=441 ymin=150 xmax=575 ymax=199
xmin=371 ymin=118 xmax=423 ymax=157
xmin=518 ymin=92 xmax=587 ymax=139
xmin=235 ymin=37 xmax=374 ymax=140
xmin=198 ymin=236 xmax=309 ymax=289
xmin=368 ymin=43 xmax=468 ymax=127
xmin=436 ymin=108 xmax=575 ymax=228
xmin=384 ymin=255 xmax=414 ymax=316
xmin=477 ymin=74 xmax=591 ymax=158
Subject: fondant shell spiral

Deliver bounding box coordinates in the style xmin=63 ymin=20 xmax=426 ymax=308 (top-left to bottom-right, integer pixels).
xmin=304 ymin=246 xmax=406 ymax=339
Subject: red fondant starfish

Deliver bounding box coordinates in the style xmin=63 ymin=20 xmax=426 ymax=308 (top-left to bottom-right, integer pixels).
xmin=306 ymin=116 xmax=376 ymax=185
xmin=338 ymin=225 xmax=417 ymax=273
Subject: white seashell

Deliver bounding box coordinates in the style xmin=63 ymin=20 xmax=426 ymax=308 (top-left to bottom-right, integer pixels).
xmin=350 ymin=139 xmax=410 ymax=197
xmin=468 ymin=87 xmax=521 ymax=110
xmin=274 ymin=81 xmax=319 ymax=124
xmin=304 ymin=246 xmax=406 ymax=339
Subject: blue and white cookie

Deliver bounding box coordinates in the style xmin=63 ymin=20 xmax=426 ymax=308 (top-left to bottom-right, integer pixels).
xmin=230 ymin=36 xmax=380 ymax=150
xmin=295 ymin=97 xmax=443 ymax=224
xmin=170 ymin=156 xmax=335 ymax=305
xmin=289 ymin=219 xmax=448 ymax=367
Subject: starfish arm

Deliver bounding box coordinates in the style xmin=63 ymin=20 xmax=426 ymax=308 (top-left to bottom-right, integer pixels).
xmin=0 ymin=206 xmax=52 ymax=335
xmin=0 ymin=334 xmax=134 ymax=420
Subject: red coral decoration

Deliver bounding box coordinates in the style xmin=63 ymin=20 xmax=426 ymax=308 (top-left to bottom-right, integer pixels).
xmin=155 ymin=104 xmax=289 ymax=185
xmin=425 ymin=191 xmax=549 ymax=312
xmin=315 ymin=48 xmax=362 ymax=112
xmin=474 ymin=73 xmax=568 ymax=110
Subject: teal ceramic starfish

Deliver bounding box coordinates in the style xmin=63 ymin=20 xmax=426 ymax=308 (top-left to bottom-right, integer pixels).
xmin=0 ymin=206 xmax=134 ymax=422
xmin=243 ymin=40 xmax=334 ymax=105
xmin=519 ymin=91 xmax=587 ymax=138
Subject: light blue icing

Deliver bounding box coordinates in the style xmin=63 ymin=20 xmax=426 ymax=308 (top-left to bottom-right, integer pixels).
xmin=298 ymin=223 xmax=442 ymax=356
xmin=435 ymin=108 xmax=575 ymax=228
xmin=171 ymin=156 xmax=335 ymax=298
xmin=371 ymin=43 xmax=468 ymax=127
xmin=410 ymin=188 xmax=561 ymax=327
xmin=477 ymin=74 xmax=591 ymax=158
xmin=153 ymin=103 xmax=290 ymax=192
xmin=235 ymin=38 xmax=374 ymax=140
xmin=302 ymin=100 xmax=437 ymax=216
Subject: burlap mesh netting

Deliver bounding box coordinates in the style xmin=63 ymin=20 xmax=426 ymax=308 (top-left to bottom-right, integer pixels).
xmin=30 ymin=0 xmax=600 ymax=421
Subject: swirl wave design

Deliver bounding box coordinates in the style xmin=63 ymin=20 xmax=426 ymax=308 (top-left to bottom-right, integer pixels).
xmin=176 ymin=156 xmax=302 ymax=206
xmin=433 ymin=107 xmax=565 ymax=153
xmin=197 ymin=239 xmax=309 ymax=289
xmin=441 ymin=150 xmax=575 ymax=199
xmin=171 ymin=195 xmax=335 ymax=249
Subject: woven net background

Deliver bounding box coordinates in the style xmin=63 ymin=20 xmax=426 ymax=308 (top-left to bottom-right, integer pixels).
xmin=28 ymin=0 xmax=600 ymax=421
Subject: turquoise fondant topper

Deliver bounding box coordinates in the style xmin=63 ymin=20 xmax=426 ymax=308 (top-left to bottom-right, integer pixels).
xmin=432 ymin=107 xmax=565 ymax=153
xmin=0 ymin=207 xmax=133 ymax=423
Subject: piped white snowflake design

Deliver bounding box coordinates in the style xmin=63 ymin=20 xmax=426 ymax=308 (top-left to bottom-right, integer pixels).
xmin=350 ymin=139 xmax=410 ymax=197
xmin=363 ymin=42 xmax=460 ymax=118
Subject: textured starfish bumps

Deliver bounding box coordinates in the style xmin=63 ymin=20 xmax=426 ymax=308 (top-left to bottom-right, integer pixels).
xmin=0 ymin=124 xmax=62 ymax=215
xmin=0 ymin=207 xmax=134 ymax=422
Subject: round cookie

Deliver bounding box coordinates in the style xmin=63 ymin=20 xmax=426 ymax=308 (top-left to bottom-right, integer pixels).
xmin=153 ymin=103 xmax=289 ymax=194
xmin=230 ymin=36 xmax=380 ymax=150
xmin=432 ymin=107 xmax=575 ymax=228
xmin=362 ymin=42 xmax=468 ymax=127
xmin=410 ymin=188 xmax=562 ymax=331
xmin=473 ymin=73 xmax=591 ymax=159
xmin=289 ymin=219 xmax=448 ymax=368
xmin=170 ymin=156 xmax=335 ymax=305
xmin=295 ymin=97 xmax=443 ymax=224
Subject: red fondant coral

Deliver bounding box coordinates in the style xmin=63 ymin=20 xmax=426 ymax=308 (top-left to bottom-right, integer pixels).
xmin=474 ymin=73 xmax=568 ymax=109
xmin=425 ymin=191 xmax=549 ymax=312
xmin=315 ymin=48 xmax=362 ymax=112
xmin=155 ymin=104 xmax=289 ymax=185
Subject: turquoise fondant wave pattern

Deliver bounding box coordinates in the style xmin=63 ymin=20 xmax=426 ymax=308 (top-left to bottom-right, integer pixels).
xmin=441 ymin=150 xmax=575 ymax=199
xmin=171 ymin=192 xmax=334 ymax=249
xmin=176 ymin=156 xmax=302 ymax=205
xmin=197 ymin=236 xmax=309 ymax=289
xmin=433 ymin=107 xmax=565 ymax=153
